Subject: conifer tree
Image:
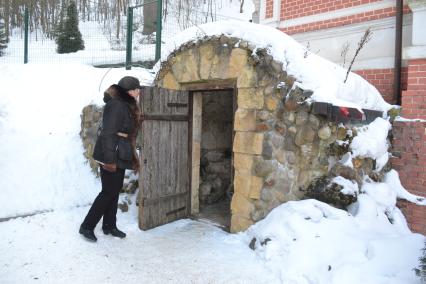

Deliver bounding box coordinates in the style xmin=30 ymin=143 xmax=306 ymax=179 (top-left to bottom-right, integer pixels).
xmin=0 ymin=16 xmax=8 ymax=56
xmin=56 ymin=1 xmax=84 ymax=54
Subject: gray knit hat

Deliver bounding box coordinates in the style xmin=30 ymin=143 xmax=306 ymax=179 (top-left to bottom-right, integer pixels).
xmin=118 ymin=76 xmax=141 ymax=91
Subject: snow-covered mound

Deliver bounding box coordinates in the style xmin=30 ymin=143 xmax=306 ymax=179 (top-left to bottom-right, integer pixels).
xmin=245 ymin=197 xmax=424 ymax=284
xmin=349 ymin=117 xmax=392 ymax=171
xmin=157 ymin=20 xmax=392 ymax=112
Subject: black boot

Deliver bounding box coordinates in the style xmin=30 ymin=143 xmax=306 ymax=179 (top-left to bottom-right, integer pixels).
xmin=102 ymin=227 xmax=126 ymax=239
xmin=79 ymin=225 xmax=97 ymax=242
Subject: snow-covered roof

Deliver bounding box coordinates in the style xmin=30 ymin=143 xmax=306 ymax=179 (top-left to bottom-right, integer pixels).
xmin=157 ymin=20 xmax=392 ymax=113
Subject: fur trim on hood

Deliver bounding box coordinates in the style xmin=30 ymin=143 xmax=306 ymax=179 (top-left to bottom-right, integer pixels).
xmin=112 ymin=84 xmax=137 ymax=104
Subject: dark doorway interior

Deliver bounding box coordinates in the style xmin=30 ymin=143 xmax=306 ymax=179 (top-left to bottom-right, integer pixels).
xmin=197 ymin=90 xmax=234 ymax=231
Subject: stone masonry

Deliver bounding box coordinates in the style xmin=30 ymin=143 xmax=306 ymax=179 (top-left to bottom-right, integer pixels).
xmin=154 ymin=36 xmax=390 ymax=233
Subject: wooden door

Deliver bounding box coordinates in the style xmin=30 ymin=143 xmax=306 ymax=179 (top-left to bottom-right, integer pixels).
xmin=138 ymin=87 xmax=190 ymax=230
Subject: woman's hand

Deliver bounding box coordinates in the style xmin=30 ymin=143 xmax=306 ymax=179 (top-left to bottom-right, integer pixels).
xmin=102 ymin=163 xmax=117 ymax=172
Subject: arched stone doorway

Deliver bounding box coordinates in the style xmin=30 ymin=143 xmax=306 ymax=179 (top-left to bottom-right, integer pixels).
xmin=138 ymin=35 xmax=340 ymax=232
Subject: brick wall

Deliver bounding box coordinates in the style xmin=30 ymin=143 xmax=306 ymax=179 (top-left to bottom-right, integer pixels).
xmin=401 ymin=59 xmax=426 ymax=119
xmin=280 ymin=0 xmax=381 ymax=20
xmin=355 ymin=67 xmax=408 ymax=105
xmin=392 ymin=121 xmax=426 ymax=234
xmin=281 ymin=5 xmax=410 ymax=35
xmin=266 ymin=0 xmax=274 ymax=18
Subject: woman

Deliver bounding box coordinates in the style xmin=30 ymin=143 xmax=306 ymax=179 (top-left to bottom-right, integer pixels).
xmin=79 ymin=76 xmax=141 ymax=242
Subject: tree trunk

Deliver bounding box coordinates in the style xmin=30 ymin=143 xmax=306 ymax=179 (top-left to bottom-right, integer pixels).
xmin=5 ymin=0 xmax=10 ymax=37
xmin=116 ymin=0 xmax=120 ymax=40
xmin=142 ymin=0 xmax=157 ymax=35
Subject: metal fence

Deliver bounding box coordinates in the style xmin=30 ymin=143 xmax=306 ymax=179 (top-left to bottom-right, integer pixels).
xmin=0 ymin=1 xmax=247 ymax=68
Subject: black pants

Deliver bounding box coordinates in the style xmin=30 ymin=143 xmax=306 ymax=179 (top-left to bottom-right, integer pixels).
xmin=81 ymin=167 xmax=125 ymax=230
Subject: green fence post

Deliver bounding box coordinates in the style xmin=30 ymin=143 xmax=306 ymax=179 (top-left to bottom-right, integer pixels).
xmin=126 ymin=7 xmax=134 ymax=70
xmin=155 ymin=0 xmax=162 ymax=62
xmin=24 ymin=7 xmax=29 ymax=64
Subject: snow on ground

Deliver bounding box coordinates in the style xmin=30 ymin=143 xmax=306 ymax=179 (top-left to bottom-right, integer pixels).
xmin=0 ymin=63 xmax=423 ymax=284
xmin=156 ymin=20 xmax=392 ymax=112
xmin=0 ymin=196 xmax=277 ymax=284
xmin=246 ymin=199 xmax=424 ymax=284
xmin=0 ymin=191 xmax=423 ymax=283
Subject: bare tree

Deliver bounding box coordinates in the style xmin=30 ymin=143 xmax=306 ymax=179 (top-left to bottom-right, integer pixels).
xmin=344 ymin=28 xmax=372 ymax=83
xmin=239 ymin=0 xmax=244 ymax=13
xmin=142 ymin=0 xmax=156 ymax=35
xmin=340 ymin=41 xmax=350 ymax=68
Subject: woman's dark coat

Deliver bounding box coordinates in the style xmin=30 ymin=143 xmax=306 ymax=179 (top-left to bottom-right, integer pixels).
xmin=93 ymin=85 xmax=138 ymax=170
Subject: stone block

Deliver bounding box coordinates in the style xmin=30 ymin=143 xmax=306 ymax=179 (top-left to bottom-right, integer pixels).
xmin=265 ymin=96 xmax=279 ymax=111
xmin=233 ymin=173 xmax=252 ymax=197
xmin=249 ymin=178 xmax=263 ymax=200
xmin=233 ymin=172 xmax=263 ymax=200
xmin=209 ymin=46 xmax=231 ymax=80
xmin=199 ymin=44 xmax=215 ymax=79
xmin=257 ymin=110 xmax=272 ymax=121
xmin=173 ymin=50 xmax=199 ymax=83
xmin=233 ymin=131 xmax=264 ymax=155
xmin=230 ymin=214 xmax=254 ymax=233
xmin=234 ymin=109 xmax=256 ymax=131
xmin=228 ymin=48 xmax=249 ymax=78
xmin=253 ymin=157 xmax=276 ymax=177
xmin=337 ymin=127 xmax=347 ymax=140
xmin=161 ymin=71 xmax=180 ymax=90
xmin=234 ymin=153 xmax=254 ymax=173
xmin=295 ymin=111 xmax=309 ymax=125
xmin=295 ymin=125 xmax=316 ymax=146
xmin=318 ymin=126 xmax=331 ymax=140
xmin=237 ymin=66 xmax=258 ymax=88
xmin=231 ymin=193 xmax=255 ymax=218
xmin=237 ymin=88 xmax=264 ymax=109
xmin=256 ymin=123 xmax=270 ymax=132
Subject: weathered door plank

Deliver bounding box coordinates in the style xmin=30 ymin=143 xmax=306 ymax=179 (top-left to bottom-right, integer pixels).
xmin=139 ymin=87 xmax=190 ymax=230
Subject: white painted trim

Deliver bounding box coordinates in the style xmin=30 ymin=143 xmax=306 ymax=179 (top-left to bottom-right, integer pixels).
xmin=259 ymin=0 xmax=266 ymax=21
xmin=279 ymin=0 xmax=396 ymax=29
xmin=351 ymin=57 xmax=399 ymax=70
xmin=264 ymin=20 xmax=280 ymax=28
xmin=259 ymin=0 xmax=281 ymax=27
xmin=272 ymin=0 xmax=280 ymax=22
xmin=408 ymin=0 xmax=426 ymax=12
xmin=403 ymin=45 xmax=426 ymax=60
xmin=291 ymin=14 xmax=412 ymax=42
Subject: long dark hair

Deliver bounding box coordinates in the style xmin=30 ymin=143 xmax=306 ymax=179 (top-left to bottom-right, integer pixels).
xmin=104 ymin=84 xmax=140 ymax=131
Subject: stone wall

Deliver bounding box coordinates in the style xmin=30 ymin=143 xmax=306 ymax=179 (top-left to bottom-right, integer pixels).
xmin=155 ymin=36 xmax=389 ymax=232
xmin=80 ymin=105 xmax=103 ymax=174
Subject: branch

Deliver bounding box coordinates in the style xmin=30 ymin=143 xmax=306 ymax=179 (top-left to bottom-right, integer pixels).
xmin=344 ymin=28 xmax=372 ymax=83
xmin=340 ymin=41 xmax=350 ymax=68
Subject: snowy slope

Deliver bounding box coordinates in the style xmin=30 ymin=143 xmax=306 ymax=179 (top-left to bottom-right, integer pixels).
xmin=0 ymin=64 xmax=153 ymax=219
xmin=245 ymin=199 xmax=424 ymax=284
